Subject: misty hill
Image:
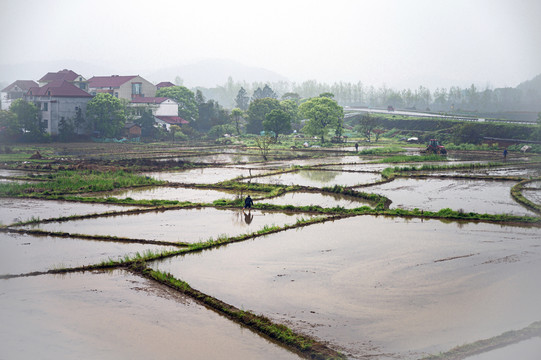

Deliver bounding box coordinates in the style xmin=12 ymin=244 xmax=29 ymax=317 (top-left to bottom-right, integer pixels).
xmin=517 ymin=74 xmax=541 ymax=94
xmin=145 ymin=59 xmax=288 ymax=87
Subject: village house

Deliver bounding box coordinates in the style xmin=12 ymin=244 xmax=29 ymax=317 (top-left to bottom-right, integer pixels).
xmin=87 ymin=75 xmax=156 ymax=100
xmin=38 ymin=69 xmax=88 ymax=91
xmin=156 ymin=81 xmax=175 ymax=90
xmin=25 ymin=80 xmax=93 ymax=135
xmin=1 ymin=80 xmax=39 ymax=110
xmin=129 ymin=97 xmax=188 ymax=129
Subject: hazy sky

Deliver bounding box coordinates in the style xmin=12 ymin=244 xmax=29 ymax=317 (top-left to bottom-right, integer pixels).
xmin=2 ymin=0 xmax=540 ymax=89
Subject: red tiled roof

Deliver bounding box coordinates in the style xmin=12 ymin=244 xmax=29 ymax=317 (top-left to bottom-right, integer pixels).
xmin=39 ymin=69 xmax=80 ymax=83
xmin=130 ymin=97 xmax=169 ymax=104
xmin=2 ymin=80 xmax=38 ymax=92
xmin=27 ymin=80 xmax=92 ymax=98
xmin=88 ymin=75 xmax=138 ymax=88
xmin=156 ymin=81 xmax=175 ymax=89
xmin=156 ymin=116 xmax=188 ymax=125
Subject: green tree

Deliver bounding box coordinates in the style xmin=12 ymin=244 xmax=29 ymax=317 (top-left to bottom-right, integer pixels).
xmin=170 ymin=124 xmax=181 ymax=141
xmin=235 ymin=87 xmax=250 ymax=111
xmin=358 ymin=113 xmax=376 ymax=142
xmin=246 ymin=98 xmax=281 ymax=134
xmin=280 ymin=99 xmax=300 ymax=131
xmin=135 ymin=108 xmax=156 ymax=138
xmin=263 ymin=108 xmax=292 ymax=140
xmin=281 ymin=92 xmax=300 ymax=104
xmin=10 ymin=99 xmax=41 ymax=137
xmin=0 ymin=110 xmax=20 ymax=141
xmin=230 ymin=108 xmax=244 ymax=135
xmin=254 ymin=135 xmax=274 ymax=161
xmin=299 ymin=96 xmax=343 ymax=143
xmin=86 ymin=93 xmax=126 ymax=137
xmin=156 ymin=86 xmax=198 ymax=123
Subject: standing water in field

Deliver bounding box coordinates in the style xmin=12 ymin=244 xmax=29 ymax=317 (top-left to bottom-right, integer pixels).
xmin=151 ymin=216 xmax=541 ymax=359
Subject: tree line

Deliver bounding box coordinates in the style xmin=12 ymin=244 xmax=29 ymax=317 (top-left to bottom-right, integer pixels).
xmin=197 ymin=76 xmax=541 ymax=115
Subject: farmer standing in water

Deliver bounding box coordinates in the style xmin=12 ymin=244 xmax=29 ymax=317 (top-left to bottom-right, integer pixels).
xmin=243 ymin=195 xmax=254 ymax=212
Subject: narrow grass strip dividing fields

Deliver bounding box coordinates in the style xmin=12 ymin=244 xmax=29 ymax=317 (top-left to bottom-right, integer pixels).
xmin=140 ymin=266 xmax=346 ymax=360
xmin=420 ymin=320 xmax=541 ymax=360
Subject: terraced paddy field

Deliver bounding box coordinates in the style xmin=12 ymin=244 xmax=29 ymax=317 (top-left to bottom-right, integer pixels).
xmin=1 ymin=142 xmax=539 ymax=360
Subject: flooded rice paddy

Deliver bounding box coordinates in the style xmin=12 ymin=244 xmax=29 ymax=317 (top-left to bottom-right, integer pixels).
xmin=244 ymin=169 xmax=381 ymax=187
xmin=364 ymin=177 xmax=537 ymax=216
xmin=1 ymin=143 xmax=540 ymax=359
xmin=21 ymin=207 xmax=317 ymax=244
xmin=260 ymin=191 xmax=374 ymax=209
xmin=0 ymin=270 xmax=301 ymax=360
xmin=0 ymin=198 xmax=138 ymax=226
xmin=151 ymin=216 xmax=541 ymax=359
xmin=0 ymin=232 xmax=178 ymax=275
xmin=91 ymin=186 xmax=253 ymax=203
xmin=143 ymin=167 xmax=269 ymax=183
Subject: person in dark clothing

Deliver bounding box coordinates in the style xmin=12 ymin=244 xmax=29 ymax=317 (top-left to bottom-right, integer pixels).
xmin=355 ymin=143 xmax=359 ymax=152
xmin=503 ymin=148 xmax=508 ymax=160
xmin=243 ymin=195 xmax=253 ymax=210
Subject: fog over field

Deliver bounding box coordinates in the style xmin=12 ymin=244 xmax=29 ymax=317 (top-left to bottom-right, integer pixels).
xmin=1 ymin=0 xmax=540 ymax=90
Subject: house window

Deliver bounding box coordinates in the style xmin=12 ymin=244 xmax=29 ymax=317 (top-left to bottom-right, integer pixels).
xmin=132 ymin=83 xmax=142 ymax=95
xmin=43 ymin=102 xmax=48 ymax=111
xmin=114 ymin=92 xmax=118 ymax=98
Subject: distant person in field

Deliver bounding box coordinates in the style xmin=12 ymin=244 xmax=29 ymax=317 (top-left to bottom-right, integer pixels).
xmin=355 ymin=142 xmax=359 ymax=152
xmin=503 ymin=148 xmax=508 ymax=160
xmin=243 ymin=195 xmax=253 ymax=211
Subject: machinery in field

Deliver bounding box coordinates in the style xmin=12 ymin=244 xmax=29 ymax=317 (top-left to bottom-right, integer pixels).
xmin=423 ymin=139 xmax=447 ymax=155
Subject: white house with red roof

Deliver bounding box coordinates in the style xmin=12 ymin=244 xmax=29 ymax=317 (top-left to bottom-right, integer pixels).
xmin=25 ymin=80 xmax=93 ymax=135
xmin=87 ymin=75 xmax=156 ymax=100
xmin=1 ymin=80 xmax=39 ymax=110
xmin=129 ymin=96 xmax=188 ymax=130
xmin=38 ymin=69 xmax=88 ymax=91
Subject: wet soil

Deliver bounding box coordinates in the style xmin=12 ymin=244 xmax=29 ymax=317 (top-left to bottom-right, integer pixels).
xmin=0 ymin=270 xmax=301 ymax=360
xmin=151 ymin=216 xmax=541 ymax=359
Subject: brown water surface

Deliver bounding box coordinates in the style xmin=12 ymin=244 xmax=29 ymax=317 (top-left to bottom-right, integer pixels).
xmin=244 ymin=170 xmax=381 ymax=187
xmin=0 ymin=270 xmax=301 ymax=360
xmin=151 ymin=216 xmax=541 ymax=359
xmin=0 ymin=232 xmax=177 ymax=275
xmin=144 ymin=167 xmax=269 ymax=183
xmin=260 ymin=191 xmax=374 ymax=209
xmin=364 ymin=177 xmax=536 ymax=216
xmin=23 ymin=207 xmax=317 ymax=244
xmin=92 ymin=186 xmax=254 ymax=203
xmin=0 ymin=198 xmax=138 ymax=226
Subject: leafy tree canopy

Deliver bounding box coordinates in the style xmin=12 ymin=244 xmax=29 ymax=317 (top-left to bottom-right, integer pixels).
xmin=235 ymin=87 xmax=250 ymax=111
xmin=10 ymin=99 xmax=41 ymax=136
xmin=299 ymin=96 xmax=343 ymax=143
xmin=263 ymin=108 xmax=292 ymax=139
xmin=246 ymin=98 xmax=281 ymax=134
xmin=86 ymin=93 xmax=126 ymax=138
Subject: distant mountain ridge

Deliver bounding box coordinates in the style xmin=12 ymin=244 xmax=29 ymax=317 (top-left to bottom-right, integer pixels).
xmin=145 ymin=59 xmax=288 ymax=87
